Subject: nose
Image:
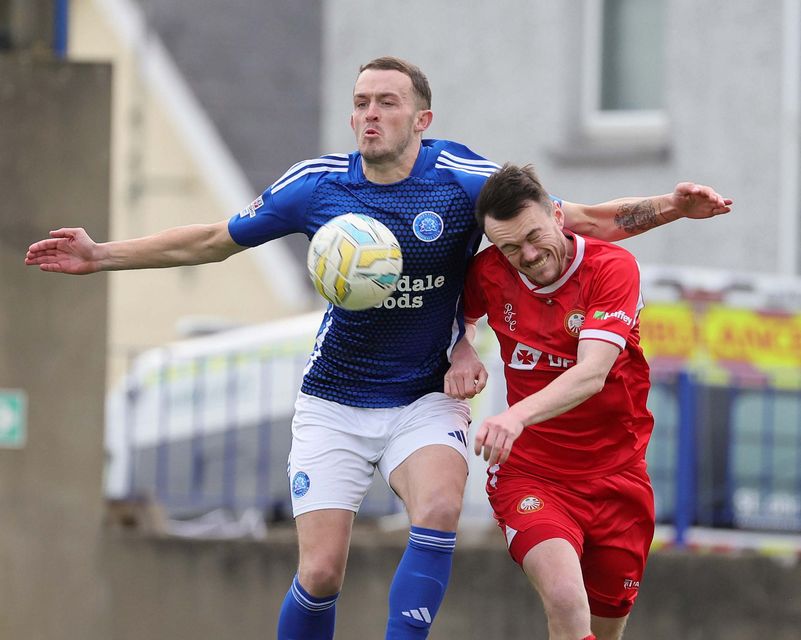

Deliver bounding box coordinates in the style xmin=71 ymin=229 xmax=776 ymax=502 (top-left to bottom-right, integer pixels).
xmin=365 ymin=100 xmax=380 ymax=120
xmin=521 ymin=243 xmax=539 ymax=263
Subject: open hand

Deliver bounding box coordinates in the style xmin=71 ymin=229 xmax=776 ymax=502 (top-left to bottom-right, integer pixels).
xmin=473 ymin=411 xmax=525 ymax=466
xmin=25 ymin=227 xmax=101 ymax=275
xmin=672 ymin=182 xmax=732 ymax=220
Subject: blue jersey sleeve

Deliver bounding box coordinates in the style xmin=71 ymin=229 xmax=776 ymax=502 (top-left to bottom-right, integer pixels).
xmin=428 ymin=139 xmax=564 ymax=209
xmin=429 ymin=139 xmax=499 ymax=204
xmin=227 ymin=154 xmax=351 ymax=247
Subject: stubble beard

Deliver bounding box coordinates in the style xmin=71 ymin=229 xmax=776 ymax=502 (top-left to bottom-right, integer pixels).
xmin=359 ymin=124 xmax=416 ymax=167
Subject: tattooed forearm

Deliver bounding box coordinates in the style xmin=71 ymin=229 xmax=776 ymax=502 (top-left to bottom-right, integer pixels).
xmin=614 ymin=201 xmax=668 ymax=234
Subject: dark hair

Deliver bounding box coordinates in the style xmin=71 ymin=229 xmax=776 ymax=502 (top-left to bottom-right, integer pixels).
xmin=475 ymin=163 xmax=552 ymax=229
xmin=358 ymin=56 xmax=432 ymax=110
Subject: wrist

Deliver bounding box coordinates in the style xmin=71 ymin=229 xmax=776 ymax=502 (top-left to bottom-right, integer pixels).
xmin=505 ymin=404 xmax=530 ymax=428
xmin=95 ymin=242 xmax=115 ymax=271
xmin=657 ymin=194 xmax=683 ymax=223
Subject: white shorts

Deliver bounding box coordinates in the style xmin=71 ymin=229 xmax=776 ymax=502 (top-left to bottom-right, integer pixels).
xmin=287 ymin=391 xmax=471 ymax=517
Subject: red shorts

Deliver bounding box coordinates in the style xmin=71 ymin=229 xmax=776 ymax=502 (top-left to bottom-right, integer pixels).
xmin=487 ymin=458 xmax=655 ymax=618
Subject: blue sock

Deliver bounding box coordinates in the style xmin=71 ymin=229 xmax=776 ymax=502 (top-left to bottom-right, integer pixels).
xmin=385 ymin=526 xmax=457 ymax=639
xmin=276 ymin=574 xmax=338 ymax=640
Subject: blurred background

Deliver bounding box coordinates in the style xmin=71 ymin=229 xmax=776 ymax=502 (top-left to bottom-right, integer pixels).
xmin=2 ymin=1 xmax=800 ymax=638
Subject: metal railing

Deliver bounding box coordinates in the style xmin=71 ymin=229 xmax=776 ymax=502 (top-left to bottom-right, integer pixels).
xmin=107 ymin=325 xmax=801 ymax=540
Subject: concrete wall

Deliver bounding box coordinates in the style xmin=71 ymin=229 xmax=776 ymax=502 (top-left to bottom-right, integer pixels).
xmin=321 ymin=0 xmax=791 ymax=275
xmin=101 ymin=528 xmax=801 ymax=640
xmin=68 ymin=0 xmax=313 ymax=386
xmin=0 ymin=56 xmax=112 ymax=640
xmin=1 ymin=0 xmax=56 ymax=51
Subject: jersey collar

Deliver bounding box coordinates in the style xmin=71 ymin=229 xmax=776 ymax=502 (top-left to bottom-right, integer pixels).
xmin=516 ymin=232 xmax=585 ymax=295
xmin=353 ymin=143 xmax=427 ymax=183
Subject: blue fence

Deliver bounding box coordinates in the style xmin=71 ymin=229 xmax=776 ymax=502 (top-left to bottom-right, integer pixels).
xmin=109 ymin=340 xmax=801 ymax=540
xmin=53 ymin=0 xmax=69 ymax=58
xmin=647 ymin=371 xmax=801 ymax=542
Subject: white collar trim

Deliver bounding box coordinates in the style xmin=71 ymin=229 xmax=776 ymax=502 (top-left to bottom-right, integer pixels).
xmin=517 ymin=233 xmax=585 ymax=294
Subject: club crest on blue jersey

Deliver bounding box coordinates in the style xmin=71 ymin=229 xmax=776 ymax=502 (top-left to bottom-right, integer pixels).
xmin=412 ymin=211 xmax=444 ymax=242
xmin=292 ymin=471 xmax=311 ymax=497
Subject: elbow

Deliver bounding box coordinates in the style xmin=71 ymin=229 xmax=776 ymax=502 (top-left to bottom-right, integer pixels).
xmin=584 ymin=373 xmax=607 ymax=397
xmin=203 ymin=224 xmax=240 ymax=263
xmin=207 ymin=250 xmax=230 ymax=264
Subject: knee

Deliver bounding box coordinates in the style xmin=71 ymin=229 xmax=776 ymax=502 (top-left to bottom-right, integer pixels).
xmin=298 ymin=559 xmax=346 ymax=596
xmin=540 ymin=581 xmax=590 ymax=628
xmin=410 ymin=492 xmax=463 ymax=530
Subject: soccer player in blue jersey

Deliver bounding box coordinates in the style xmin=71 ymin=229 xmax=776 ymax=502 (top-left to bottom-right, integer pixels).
xmin=26 ymin=57 xmax=731 ymax=639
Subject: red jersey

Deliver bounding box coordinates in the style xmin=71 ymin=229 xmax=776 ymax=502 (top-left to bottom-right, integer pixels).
xmin=463 ymin=232 xmax=653 ymax=480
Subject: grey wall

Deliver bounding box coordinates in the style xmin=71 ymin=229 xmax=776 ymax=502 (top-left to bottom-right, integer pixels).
xmin=321 ymin=0 xmax=790 ymax=274
xmin=135 ymin=0 xmax=323 ymax=261
xmin=102 ymin=529 xmax=801 ymax=640
xmin=0 ymin=0 xmax=56 ymax=51
xmin=0 ymin=57 xmax=112 ymax=640
xmin=137 ymin=0 xmax=323 ymax=193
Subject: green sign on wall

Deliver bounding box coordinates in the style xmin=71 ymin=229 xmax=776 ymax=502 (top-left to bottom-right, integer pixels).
xmin=0 ymin=389 xmax=27 ymax=448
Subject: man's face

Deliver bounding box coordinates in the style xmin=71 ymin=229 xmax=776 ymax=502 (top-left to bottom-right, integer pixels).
xmin=350 ymin=69 xmax=427 ymax=164
xmin=484 ymin=200 xmax=570 ymax=286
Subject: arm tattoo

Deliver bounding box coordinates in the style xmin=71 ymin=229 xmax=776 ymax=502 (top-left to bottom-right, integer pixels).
xmin=614 ymin=200 xmax=666 ymax=234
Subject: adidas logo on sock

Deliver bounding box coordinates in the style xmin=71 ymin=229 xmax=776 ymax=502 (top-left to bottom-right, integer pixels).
xmin=401 ymin=607 xmax=431 ymax=623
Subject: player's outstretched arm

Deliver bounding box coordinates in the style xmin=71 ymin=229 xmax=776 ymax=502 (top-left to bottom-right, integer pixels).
xmin=474 ymin=339 xmax=620 ymax=466
xmin=25 ymin=221 xmax=245 ymax=274
xmin=561 ymin=182 xmax=733 ymax=242
xmin=444 ymin=320 xmax=488 ymax=400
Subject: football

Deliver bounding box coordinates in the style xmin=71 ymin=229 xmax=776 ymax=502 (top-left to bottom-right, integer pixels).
xmin=306 ymin=213 xmax=403 ymax=310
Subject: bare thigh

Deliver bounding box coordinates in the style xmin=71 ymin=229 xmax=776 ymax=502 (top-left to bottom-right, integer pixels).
xmin=389 ymin=444 xmax=467 ymax=530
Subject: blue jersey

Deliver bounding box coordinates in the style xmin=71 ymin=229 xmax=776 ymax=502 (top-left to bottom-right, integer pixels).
xmin=228 ymin=139 xmax=498 ymax=407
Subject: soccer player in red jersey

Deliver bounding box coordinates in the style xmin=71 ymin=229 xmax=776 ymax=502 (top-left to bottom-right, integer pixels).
xmin=444 ymin=164 xmax=690 ymax=640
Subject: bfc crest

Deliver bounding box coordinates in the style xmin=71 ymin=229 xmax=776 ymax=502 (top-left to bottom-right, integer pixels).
xmin=412 ymin=211 xmax=444 ymax=242
xmin=292 ymin=471 xmax=311 ymax=497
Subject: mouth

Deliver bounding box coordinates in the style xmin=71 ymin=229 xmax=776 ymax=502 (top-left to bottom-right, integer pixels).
xmin=363 ymin=127 xmax=381 ymax=137
xmin=527 ymin=254 xmax=548 ymax=270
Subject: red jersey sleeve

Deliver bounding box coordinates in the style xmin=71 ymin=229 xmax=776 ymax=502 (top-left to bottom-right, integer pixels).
xmin=579 ymin=249 xmax=642 ymax=350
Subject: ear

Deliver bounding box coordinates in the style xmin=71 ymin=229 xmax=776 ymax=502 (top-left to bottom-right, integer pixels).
xmin=553 ymin=201 xmax=565 ymax=230
xmin=350 ymin=112 xmax=356 ymax=132
xmin=415 ymin=109 xmax=433 ymax=133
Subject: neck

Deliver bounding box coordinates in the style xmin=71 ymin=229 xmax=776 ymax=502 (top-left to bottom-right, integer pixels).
xmin=564 ymin=233 xmax=575 ymax=262
xmin=361 ymin=141 xmax=421 ymax=184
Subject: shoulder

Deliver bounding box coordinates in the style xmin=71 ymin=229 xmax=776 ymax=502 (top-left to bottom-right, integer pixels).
xmin=469 ymin=245 xmax=507 ymax=274
xmin=422 ymin=139 xmax=499 ymax=201
xmin=268 ymin=152 xmax=353 ymax=196
xmin=425 ymin=139 xmax=499 ymax=176
xmin=578 ymin=235 xmax=640 ymax=281
xmin=581 ymin=235 xmax=637 ymax=264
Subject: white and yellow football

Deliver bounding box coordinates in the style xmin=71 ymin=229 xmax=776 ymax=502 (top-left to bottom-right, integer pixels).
xmin=306 ymin=213 xmax=403 ymax=310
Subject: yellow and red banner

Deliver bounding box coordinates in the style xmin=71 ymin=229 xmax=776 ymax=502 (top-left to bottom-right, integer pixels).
xmin=639 ymin=303 xmax=801 ymax=388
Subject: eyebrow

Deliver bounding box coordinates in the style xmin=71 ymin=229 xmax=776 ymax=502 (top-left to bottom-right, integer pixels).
xmin=353 ymin=91 xmax=402 ymax=101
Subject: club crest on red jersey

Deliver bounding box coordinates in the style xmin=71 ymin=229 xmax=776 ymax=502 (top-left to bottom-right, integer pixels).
xmin=564 ymin=309 xmax=585 ymax=337
xmin=516 ymin=495 xmax=544 ymax=514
